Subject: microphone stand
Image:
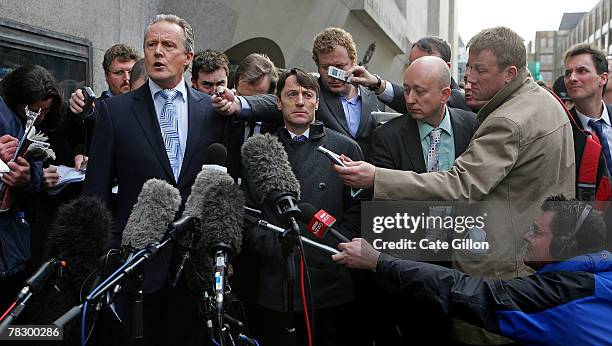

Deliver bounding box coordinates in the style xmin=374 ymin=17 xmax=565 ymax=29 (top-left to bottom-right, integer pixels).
xmin=86 ymin=218 xmax=193 ymax=303
xmin=0 ymin=258 xmax=64 ymax=333
xmin=266 ymin=191 xmax=301 ymax=346
xmin=213 ymin=247 xmax=229 ymax=346
xmin=128 ymin=267 xmax=144 ymax=339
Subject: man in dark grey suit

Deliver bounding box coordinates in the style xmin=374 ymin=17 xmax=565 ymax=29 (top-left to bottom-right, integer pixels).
xmin=362 ymin=56 xmax=478 ymax=345
xmin=371 ymin=56 xmax=477 ymax=173
xmin=84 ymin=14 xmax=227 ymax=345
xmin=349 ymin=36 xmax=470 ymax=113
xmin=212 ymin=27 xmax=387 ymax=161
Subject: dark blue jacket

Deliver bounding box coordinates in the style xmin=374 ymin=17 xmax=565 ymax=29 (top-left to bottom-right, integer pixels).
xmin=377 ymin=250 xmax=612 ymax=345
xmin=0 ymin=96 xmax=43 ymax=278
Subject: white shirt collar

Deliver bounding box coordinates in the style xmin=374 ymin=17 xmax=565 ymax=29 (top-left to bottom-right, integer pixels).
xmin=149 ymin=78 xmax=187 ymax=101
xmin=576 ymin=101 xmax=610 ymax=128
xmin=286 ymin=128 xmax=310 ymax=139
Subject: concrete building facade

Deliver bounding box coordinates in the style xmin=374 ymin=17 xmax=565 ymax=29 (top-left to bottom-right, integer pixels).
xmin=0 ymin=0 xmax=458 ymax=99
xmin=534 ymin=30 xmax=556 ymax=86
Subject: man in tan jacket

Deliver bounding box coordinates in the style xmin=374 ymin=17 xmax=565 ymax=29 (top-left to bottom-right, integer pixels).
xmin=334 ymin=26 xmax=576 ymax=344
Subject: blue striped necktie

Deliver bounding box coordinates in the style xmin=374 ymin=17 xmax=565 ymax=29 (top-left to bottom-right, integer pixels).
xmin=158 ymin=89 xmax=182 ymax=180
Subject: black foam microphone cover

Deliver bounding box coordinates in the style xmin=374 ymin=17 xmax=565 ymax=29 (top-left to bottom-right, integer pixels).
xmin=30 ymin=196 xmax=112 ymax=338
xmin=205 ymin=142 xmax=227 ymax=166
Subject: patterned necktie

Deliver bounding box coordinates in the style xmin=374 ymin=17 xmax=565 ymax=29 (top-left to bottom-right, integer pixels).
xmin=426 ymin=128 xmax=442 ymax=172
xmin=159 ymin=89 xmax=182 ymax=180
xmin=589 ymin=119 xmax=612 ymax=176
xmin=293 ymin=135 xmax=307 ymax=142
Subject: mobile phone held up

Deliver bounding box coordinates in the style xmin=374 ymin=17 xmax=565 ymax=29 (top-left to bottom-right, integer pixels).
xmin=327 ymin=66 xmax=350 ymax=83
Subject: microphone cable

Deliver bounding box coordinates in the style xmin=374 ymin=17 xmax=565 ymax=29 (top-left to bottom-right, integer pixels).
xmin=81 ymin=247 xmax=149 ymax=346
xmin=0 ymin=302 xmax=17 ymax=322
xmin=296 ymin=236 xmax=315 ymax=346
xmin=299 ymin=255 xmax=312 ymax=346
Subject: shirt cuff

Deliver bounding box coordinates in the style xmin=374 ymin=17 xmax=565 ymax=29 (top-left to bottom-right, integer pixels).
xmin=377 ymin=81 xmax=394 ymax=103
xmin=237 ymin=96 xmax=252 ymax=121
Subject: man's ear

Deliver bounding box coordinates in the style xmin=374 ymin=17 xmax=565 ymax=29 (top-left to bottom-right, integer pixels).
xmin=441 ymin=87 xmax=452 ymax=104
xmin=504 ymin=66 xmax=518 ymax=84
xmin=600 ymin=72 xmax=608 ymax=88
xmin=276 ymin=95 xmax=282 ymax=111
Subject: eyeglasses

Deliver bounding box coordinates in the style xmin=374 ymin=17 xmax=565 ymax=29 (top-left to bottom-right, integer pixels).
xmin=526 ymin=224 xmax=546 ymax=238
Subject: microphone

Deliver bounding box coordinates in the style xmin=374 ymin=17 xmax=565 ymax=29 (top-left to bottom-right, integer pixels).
xmin=178 ymin=168 xmax=244 ymax=292
xmin=173 ymin=143 xmax=228 ymax=286
xmin=244 ymin=214 xmax=340 ymax=255
xmin=241 ymin=133 xmax=301 ymax=235
xmin=196 ymin=169 xmax=243 ymax=341
xmin=26 ymin=196 xmax=112 ymax=339
xmin=298 ymin=202 xmax=351 ymax=243
xmin=117 ymin=178 xmax=181 ymax=339
xmin=202 ymin=142 xmax=228 ymax=172
xmin=121 ymin=178 xmax=182 ymax=252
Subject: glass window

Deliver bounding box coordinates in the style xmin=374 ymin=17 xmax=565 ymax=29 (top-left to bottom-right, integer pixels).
xmin=0 ymin=18 xmax=90 ymax=101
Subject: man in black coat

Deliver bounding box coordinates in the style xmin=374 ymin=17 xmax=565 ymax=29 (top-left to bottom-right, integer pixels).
xmin=83 ymin=14 xmax=228 ymax=345
xmin=243 ymin=68 xmax=363 ymax=346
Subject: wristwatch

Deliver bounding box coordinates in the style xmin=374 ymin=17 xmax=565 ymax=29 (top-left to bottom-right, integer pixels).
xmin=368 ymin=74 xmax=382 ymax=91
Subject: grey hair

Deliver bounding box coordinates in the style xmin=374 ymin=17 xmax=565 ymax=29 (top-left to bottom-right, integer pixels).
xmin=144 ymin=14 xmax=194 ymax=54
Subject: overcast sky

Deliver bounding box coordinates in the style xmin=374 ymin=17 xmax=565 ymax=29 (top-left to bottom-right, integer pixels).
xmin=458 ymin=0 xmax=601 ymax=44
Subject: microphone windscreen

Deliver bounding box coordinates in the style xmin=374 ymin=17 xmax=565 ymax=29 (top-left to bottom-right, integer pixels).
xmin=44 ymin=196 xmax=112 ymax=285
xmin=32 ymin=196 xmax=111 ymax=330
xmin=181 ymin=168 xmax=244 ymax=291
xmin=298 ymin=202 xmax=319 ymax=223
xmin=197 ymin=170 xmax=244 ymax=254
xmin=204 ymin=142 xmax=227 ymax=166
xmin=241 ymin=133 xmax=300 ymax=204
xmin=122 ymin=178 xmax=181 ymax=249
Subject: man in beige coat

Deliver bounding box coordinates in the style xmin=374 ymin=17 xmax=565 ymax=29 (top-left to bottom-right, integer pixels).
xmin=334 ymin=26 xmax=576 ymax=344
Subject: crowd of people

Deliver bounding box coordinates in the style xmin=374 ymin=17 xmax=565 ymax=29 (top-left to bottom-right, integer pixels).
xmin=0 ymin=12 xmax=610 ymax=346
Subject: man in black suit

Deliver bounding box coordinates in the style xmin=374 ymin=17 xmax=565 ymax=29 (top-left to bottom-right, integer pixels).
xmin=564 ymin=44 xmax=612 ymax=177
xmin=226 ymin=53 xmax=280 ymax=178
xmin=563 ymin=43 xmax=612 ymax=249
xmin=69 ymin=44 xmax=140 ymax=171
xmin=348 ymin=36 xmax=470 ymax=113
xmin=83 ymin=14 xmax=226 ymax=345
xmin=212 ymin=27 xmax=387 ymax=161
xmin=371 ymin=56 xmax=477 ymax=173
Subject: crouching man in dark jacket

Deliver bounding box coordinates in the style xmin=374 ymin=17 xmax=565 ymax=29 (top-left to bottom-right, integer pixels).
xmin=333 ymin=195 xmax=612 ymax=346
